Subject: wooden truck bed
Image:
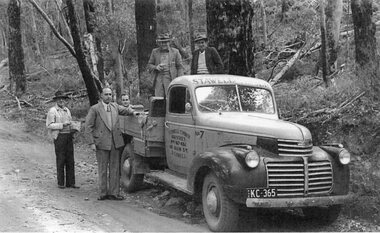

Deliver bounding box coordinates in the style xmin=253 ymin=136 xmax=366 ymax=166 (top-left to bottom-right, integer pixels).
xmin=119 ymin=98 xmax=166 ymax=157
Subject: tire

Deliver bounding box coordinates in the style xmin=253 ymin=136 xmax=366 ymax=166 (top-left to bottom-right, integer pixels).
xmin=120 ymin=143 xmax=144 ymax=193
xmin=302 ymin=205 xmax=342 ymax=224
xmin=202 ymin=172 xmax=239 ymax=232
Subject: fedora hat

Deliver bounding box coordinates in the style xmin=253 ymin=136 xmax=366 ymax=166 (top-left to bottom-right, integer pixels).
xmin=53 ymin=90 xmax=68 ymax=100
xmin=156 ymin=33 xmax=171 ymax=42
xmin=194 ymin=34 xmax=208 ymax=42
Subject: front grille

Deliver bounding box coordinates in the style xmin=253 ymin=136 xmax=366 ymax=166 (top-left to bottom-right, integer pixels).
xmin=266 ymin=159 xmax=333 ymax=197
xmin=308 ymin=160 xmax=333 ymax=194
xmin=277 ymin=139 xmax=313 ymax=157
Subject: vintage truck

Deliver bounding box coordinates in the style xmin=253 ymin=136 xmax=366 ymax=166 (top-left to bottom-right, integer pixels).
xmin=119 ymin=74 xmax=352 ymax=232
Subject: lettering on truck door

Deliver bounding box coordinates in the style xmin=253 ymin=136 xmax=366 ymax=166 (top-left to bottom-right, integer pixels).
xmin=165 ymin=86 xmax=195 ymax=175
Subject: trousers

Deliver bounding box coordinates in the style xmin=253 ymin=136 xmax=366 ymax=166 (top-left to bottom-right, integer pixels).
xmin=54 ymin=133 xmax=75 ymax=187
xmin=96 ymin=142 xmax=121 ymax=196
xmin=154 ymin=75 xmax=172 ymax=97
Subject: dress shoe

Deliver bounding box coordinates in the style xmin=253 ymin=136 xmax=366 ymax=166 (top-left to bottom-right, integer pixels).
xmin=67 ymin=185 xmax=80 ymax=189
xmin=97 ymin=195 xmax=108 ymax=201
xmin=108 ymin=195 xmax=125 ymax=201
xmin=58 ymin=185 xmax=65 ymax=189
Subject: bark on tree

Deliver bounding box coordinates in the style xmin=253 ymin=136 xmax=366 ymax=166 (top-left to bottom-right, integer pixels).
xmin=65 ymin=0 xmax=100 ymax=106
xmin=1 ymin=29 xmax=7 ymax=54
xmin=8 ymin=0 xmax=26 ymax=96
xmin=135 ymin=0 xmax=157 ymax=94
xmin=113 ymin=40 xmax=126 ymax=104
xmin=206 ymin=0 xmax=255 ymax=76
xmin=188 ymin=0 xmax=195 ymax=53
xmin=281 ymin=0 xmax=290 ymax=22
xmin=54 ymin=0 xmax=73 ymax=44
xmin=320 ymin=0 xmax=331 ymax=87
xmin=83 ymin=0 xmax=105 ymax=85
xmin=325 ymin=0 xmax=343 ymax=71
xmin=260 ymin=0 xmax=267 ymax=48
xmin=29 ymin=4 xmax=42 ymax=63
xmin=351 ymin=0 xmax=378 ymax=68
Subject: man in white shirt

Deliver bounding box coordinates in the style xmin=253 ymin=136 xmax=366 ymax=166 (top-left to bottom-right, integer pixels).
xmin=46 ymin=91 xmax=78 ymax=189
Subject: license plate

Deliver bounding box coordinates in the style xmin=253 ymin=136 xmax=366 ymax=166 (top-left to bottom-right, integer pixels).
xmin=247 ymin=188 xmax=277 ymax=198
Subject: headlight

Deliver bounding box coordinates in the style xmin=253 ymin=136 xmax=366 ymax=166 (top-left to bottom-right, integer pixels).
xmin=338 ymin=149 xmax=351 ymax=165
xmin=245 ymin=151 xmax=260 ymax=168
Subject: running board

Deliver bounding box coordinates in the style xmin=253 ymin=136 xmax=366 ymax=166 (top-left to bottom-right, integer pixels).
xmin=145 ymin=170 xmax=193 ymax=195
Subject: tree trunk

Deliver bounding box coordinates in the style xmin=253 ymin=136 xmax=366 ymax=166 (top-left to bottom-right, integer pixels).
xmin=206 ymin=0 xmax=255 ymax=76
xmin=351 ymin=0 xmax=378 ymax=67
xmin=320 ymin=0 xmax=331 ymax=87
xmin=281 ymin=0 xmax=290 ymax=22
xmin=29 ymin=4 xmax=42 ymax=63
xmin=135 ymin=0 xmax=157 ymax=95
xmin=114 ymin=41 xmax=125 ymax=104
xmin=1 ymin=29 xmax=7 ymax=54
xmin=8 ymin=0 xmax=26 ymax=96
xmin=188 ymin=0 xmax=195 ymax=53
xmin=83 ymin=0 xmax=105 ymax=85
xmin=65 ymin=0 xmax=100 ymax=106
xmin=325 ymin=0 xmax=343 ymax=71
xmin=260 ymin=0 xmax=267 ymax=48
xmin=54 ymin=0 xmax=73 ymax=44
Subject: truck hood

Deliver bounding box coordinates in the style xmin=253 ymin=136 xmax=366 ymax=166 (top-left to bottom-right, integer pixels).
xmin=195 ymin=113 xmax=312 ymax=141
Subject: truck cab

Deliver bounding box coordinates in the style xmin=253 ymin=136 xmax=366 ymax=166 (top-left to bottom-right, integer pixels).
xmin=120 ymin=74 xmax=352 ymax=232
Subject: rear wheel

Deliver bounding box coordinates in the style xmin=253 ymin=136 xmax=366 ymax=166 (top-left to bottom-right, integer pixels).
xmin=121 ymin=143 xmax=144 ymax=193
xmin=302 ymin=205 xmax=342 ymax=224
xmin=202 ymin=172 xmax=239 ymax=232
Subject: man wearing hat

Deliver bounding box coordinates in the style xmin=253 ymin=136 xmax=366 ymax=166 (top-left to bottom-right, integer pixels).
xmin=46 ymin=91 xmax=79 ymax=189
xmin=191 ymin=34 xmax=223 ymax=75
xmin=147 ymin=33 xmax=184 ymax=97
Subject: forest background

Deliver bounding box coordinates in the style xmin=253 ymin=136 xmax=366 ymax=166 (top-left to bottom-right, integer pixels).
xmin=0 ymin=0 xmax=380 ymax=225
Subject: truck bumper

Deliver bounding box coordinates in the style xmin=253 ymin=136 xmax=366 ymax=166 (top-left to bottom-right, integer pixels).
xmin=246 ymin=193 xmax=354 ymax=208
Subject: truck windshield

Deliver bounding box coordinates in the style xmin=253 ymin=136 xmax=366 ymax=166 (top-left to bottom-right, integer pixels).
xmin=195 ymin=85 xmax=275 ymax=114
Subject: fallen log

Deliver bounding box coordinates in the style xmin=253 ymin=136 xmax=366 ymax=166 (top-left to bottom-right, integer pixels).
xmin=268 ymin=47 xmax=303 ymax=86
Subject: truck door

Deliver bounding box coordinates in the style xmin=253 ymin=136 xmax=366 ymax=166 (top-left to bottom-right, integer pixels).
xmin=165 ymin=85 xmax=195 ymax=175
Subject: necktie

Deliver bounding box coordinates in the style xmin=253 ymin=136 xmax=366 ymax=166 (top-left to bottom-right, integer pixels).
xmin=107 ymin=105 xmax=111 ymax=112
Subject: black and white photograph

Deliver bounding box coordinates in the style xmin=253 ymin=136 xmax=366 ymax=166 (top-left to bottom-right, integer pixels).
xmin=0 ymin=0 xmax=379 ymax=232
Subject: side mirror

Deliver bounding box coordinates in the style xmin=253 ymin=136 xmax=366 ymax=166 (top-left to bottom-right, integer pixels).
xmin=185 ymin=102 xmax=192 ymax=112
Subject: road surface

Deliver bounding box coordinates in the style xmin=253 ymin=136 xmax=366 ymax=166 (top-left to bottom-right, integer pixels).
xmin=0 ymin=117 xmax=206 ymax=232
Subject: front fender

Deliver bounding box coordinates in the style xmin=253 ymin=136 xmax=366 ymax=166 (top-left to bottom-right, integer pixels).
xmin=187 ymin=147 xmax=269 ymax=199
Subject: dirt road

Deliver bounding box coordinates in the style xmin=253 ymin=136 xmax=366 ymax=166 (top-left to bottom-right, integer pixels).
xmin=0 ymin=117 xmax=206 ymax=232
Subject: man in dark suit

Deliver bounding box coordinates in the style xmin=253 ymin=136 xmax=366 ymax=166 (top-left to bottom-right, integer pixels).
xmin=147 ymin=33 xmax=184 ymax=97
xmin=85 ymin=87 xmax=139 ymax=200
xmin=191 ymin=34 xmax=224 ymax=75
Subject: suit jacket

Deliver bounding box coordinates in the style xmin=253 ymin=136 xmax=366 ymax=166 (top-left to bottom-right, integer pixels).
xmin=46 ymin=104 xmax=72 ymax=140
xmin=147 ymin=47 xmax=184 ymax=84
xmin=191 ymin=47 xmax=223 ymax=75
xmin=85 ymin=101 xmax=135 ymax=151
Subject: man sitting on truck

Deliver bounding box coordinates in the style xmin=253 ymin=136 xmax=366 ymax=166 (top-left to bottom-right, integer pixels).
xmin=85 ymin=87 xmax=139 ymax=201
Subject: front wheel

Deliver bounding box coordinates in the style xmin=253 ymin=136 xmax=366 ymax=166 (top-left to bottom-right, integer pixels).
xmin=302 ymin=205 xmax=342 ymax=224
xmin=120 ymin=143 xmax=144 ymax=193
xmin=202 ymin=172 xmax=239 ymax=232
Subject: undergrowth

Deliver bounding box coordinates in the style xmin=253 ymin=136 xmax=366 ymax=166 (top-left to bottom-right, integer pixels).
xmin=274 ymin=65 xmax=380 ymax=224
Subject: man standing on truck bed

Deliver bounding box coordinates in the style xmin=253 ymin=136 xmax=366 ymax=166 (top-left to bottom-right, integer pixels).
xmin=147 ymin=33 xmax=184 ymax=97
xmin=85 ymin=87 xmax=139 ymax=201
xmin=190 ymin=34 xmax=223 ymax=75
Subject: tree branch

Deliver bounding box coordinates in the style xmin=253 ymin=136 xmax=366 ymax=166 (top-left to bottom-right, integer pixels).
xmin=28 ymin=0 xmax=76 ymax=58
